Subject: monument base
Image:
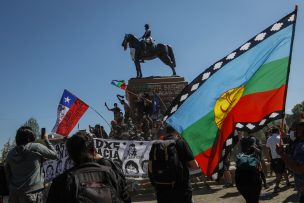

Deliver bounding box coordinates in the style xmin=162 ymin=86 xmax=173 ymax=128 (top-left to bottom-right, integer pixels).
xmin=127 ymin=76 xmax=188 ymax=112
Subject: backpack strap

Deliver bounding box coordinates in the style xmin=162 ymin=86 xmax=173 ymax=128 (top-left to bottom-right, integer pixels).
xmin=164 ymin=145 xmax=168 ymax=161
xmin=152 ymin=140 xmax=176 ymax=161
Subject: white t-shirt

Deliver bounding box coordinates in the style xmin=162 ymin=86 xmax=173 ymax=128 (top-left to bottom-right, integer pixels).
xmin=266 ymin=133 xmax=281 ymax=159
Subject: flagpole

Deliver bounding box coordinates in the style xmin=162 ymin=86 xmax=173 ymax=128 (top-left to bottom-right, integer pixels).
xmin=125 ymin=88 xmax=152 ymax=103
xmin=280 ymin=5 xmax=298 ymax=144
xmin=89 ymin=106 xmax=111 ymax=128
xmin=157 ymin=95 xmax=168 ymax=111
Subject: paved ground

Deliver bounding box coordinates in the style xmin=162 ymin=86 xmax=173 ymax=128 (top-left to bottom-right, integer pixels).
xmin=131 ymin=176 xmax=299 ymax=203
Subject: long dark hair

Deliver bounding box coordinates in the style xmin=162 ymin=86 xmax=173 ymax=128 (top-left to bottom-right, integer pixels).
xmin=66 ymin=131 xmax=95 ymax=165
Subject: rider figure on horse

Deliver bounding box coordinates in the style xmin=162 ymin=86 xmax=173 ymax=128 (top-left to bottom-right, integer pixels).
xmin=140 ymin=24 xmax=153 ymax=55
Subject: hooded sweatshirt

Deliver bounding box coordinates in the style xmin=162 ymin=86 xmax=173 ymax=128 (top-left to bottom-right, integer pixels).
xmin=5 ymin=140 xmax=58 ymax=194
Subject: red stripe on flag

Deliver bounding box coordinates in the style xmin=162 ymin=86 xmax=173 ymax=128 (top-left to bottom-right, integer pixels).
xmin=195 ymin=85 xmax=286 ymax=176
xmin=195 ymin=147 xmax=213 ymax=175
xmin=121 ymin=84 xmax=127 ymax=90
xmin=57 ymin=99 xmax=89 ymax=137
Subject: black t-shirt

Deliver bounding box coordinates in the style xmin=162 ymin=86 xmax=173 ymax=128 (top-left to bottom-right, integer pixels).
xmin=110 ymin=107 xmax=121 ymax=119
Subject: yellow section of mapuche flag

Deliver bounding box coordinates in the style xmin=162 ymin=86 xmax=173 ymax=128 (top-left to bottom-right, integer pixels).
xmin=214 ymin=86 xmax=244 ymax=128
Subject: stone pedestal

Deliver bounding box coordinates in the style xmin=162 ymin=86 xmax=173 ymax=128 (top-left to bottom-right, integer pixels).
xmin=126 ymin=76 xmax=188 ymax=111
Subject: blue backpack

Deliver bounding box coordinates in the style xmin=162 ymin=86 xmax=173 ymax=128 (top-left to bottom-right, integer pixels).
xmin=236 ymin=153 xmax=257 ymax=169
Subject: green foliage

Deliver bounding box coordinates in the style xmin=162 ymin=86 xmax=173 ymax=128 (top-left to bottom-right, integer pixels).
xmin=291 ymin=101 xmax=304 ymax=114
xmin=286 ymin=101 xmax=304 ymax=127
xmin=0 ymin=138 xmax=14 ymax=163
xmin=23 ymin=117 xmax=40 ymax=139
xmin=0 ymin=117 xmax=41 ymax=162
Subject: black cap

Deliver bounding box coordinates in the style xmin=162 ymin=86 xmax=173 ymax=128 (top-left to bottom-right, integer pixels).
xmin=240 ymin=137 xmax=254 ymax=153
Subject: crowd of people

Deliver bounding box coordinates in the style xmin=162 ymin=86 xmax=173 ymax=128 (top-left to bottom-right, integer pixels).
xmin=1 ymin=90 xmax=304 ymax=203
xmin=91 ymin=93 xmax=165 ymax=141
xmin=233 ymin=114 xmax=304 ymax=203
xmin=1 ymin=113 xmax=304 ymax=203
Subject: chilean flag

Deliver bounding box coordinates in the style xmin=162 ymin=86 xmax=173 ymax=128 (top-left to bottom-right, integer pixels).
xmin=52 ymin=89 xmax=89 ymax=137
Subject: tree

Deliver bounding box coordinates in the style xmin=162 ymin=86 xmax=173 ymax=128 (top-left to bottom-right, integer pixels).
xmin=286 ymin=101 xmax=304 ymax=127
xmin=0 ymin=138 xmax=14 ymax=163
xmin=0 ymin=118 xmax=40 ymax=162
xmin=23 ymin=117 xmax=40 ymax=139
xmin=291 ymin=101 xmax=304 ymax=114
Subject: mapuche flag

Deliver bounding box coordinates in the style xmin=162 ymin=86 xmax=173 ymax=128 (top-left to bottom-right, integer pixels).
xmin=111 ymin=80 xmax=127 ymax=90
xmin=52 ymin=89 xmax=89 ymax=137
xmin=164 ymin=9 xmax=297 ymax=178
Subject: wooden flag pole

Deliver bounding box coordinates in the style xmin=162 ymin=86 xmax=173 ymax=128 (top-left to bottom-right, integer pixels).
xmin=280 ymin=5 xmax=298 ymax=145
xmin=125 ymin=88 xmax=152 ymax=103
xmin=111 ymin=82 xmax=152 ymax=103
xmin=279 ymin=118 xmax=285 ymax=145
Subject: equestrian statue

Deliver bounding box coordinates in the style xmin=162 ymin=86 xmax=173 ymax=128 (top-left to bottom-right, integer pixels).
xmin=121 ymin=24 xmax=176 ymax=78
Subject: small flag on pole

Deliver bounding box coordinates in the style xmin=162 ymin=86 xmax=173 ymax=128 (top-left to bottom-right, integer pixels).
xmin=52 ymin=89 xmax=89 ymax=137
xmin=111 ymin=80 xmax=127 ymax=90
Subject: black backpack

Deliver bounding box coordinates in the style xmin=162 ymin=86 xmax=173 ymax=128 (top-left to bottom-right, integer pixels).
xmin=149 ymin=140 xmax=183 ymax=188
xmin=0 ymin=164 xmax=9 ymax=196
xmin=97 ymin=158 xmax=131 ymax=203
xmin=69 ymin=162 xmax=123 ymax=203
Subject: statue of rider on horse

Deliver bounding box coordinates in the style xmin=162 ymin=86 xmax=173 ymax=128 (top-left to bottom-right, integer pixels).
xmin=122 ymin=24 xmax=176 ymax=78
xmin=140 ymin=24 xmax=153 ymax=57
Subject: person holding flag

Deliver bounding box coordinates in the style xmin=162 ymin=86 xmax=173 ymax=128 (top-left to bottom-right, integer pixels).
xmin=276 ymin=117 xmax=304 ymax=202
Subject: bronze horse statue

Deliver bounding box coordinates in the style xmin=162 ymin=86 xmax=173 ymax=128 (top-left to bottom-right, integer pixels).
xmin=122 ymin=34 xmax=176 ymax=78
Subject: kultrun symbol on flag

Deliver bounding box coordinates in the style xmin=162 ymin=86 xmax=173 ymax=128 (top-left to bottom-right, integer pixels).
xmin=214 ymin=86 xmax=244 ymax=129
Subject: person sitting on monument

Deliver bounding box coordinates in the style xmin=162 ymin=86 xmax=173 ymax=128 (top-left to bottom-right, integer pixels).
xmin=109 ymin=120 xmax=122 ymax=140
xmin=117 ymin=112 xmax=124 ymax=125
xmin=89 ymin=124 xmax=108 ymax=139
